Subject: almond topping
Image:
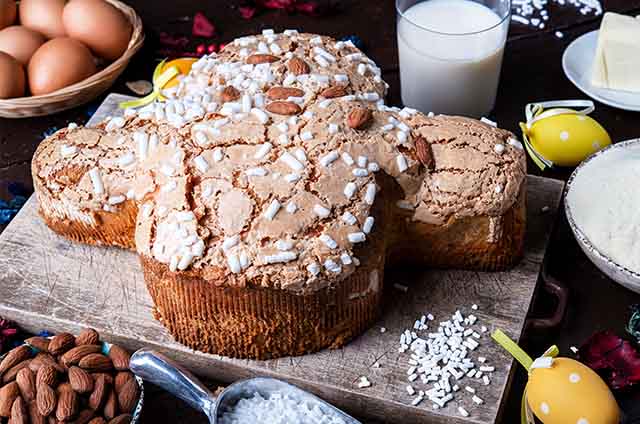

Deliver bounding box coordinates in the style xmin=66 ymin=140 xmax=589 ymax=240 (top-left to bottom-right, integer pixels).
xmin=246 ymin=54 xmax=280 ymax=64
xmin=265 ymin=101 xmax=302 ymax=116
xmin=415 ymin=136 xmax=435 ymax=170
xmin=286 ymin=57 xmax=310 ymax=75
xmin=221 ymin=86 xmax=241 ymax=103
xmin=347 ymin=107 xmax=372 ymax=130
xmin=320 ymin=86 xmax=347 ymax=99
xmin=266 ymin=87 xmax=305 ymax=101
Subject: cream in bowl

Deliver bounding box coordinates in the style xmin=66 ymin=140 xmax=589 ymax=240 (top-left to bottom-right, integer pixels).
xmin=565 ymin=139 xmax=640 ymax=293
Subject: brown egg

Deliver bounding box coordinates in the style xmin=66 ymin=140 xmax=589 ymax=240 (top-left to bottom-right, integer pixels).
xmin=0 ymin=25 xmax=45 ymax=65
xmin=19 ymin=0 xmax=66 ymax=39
xmin=63 ymin=0 xmax=131 ymax=61
xmin=0 ymin=51 xmax=24 ymax=98
xmin=0 ymin=0 xmax=16 ymax=30
xmin=28 ymin=38 xmax=96 ymax=95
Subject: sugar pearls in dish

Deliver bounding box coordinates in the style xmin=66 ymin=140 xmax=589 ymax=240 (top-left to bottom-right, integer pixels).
xmin=218 ymin=392 xmax=348 ymax=424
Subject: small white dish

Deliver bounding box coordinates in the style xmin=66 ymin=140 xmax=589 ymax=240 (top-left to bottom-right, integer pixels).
xmin=562 ymin=30 xmax=640 ymax=112
xmin=565 ymin=139 xmax=640 ymax=294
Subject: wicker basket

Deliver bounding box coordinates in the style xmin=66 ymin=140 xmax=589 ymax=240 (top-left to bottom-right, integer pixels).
xmin=0 ymin=0 xmax=144 ymax=118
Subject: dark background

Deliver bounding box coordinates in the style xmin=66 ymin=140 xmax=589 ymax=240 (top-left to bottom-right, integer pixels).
xmin=2 ymin=1 xmax=640 ymax=422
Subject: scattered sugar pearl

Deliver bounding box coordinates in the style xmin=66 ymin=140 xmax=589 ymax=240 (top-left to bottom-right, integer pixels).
xmin=555 ymin=30 xmax=564 ymax=38
xmin=357 ymin=376 xmax=372 ymax=388
xmin=380 ymin=327 xmax=387 ymax=333
xmin=495 ymin=184 xmax=503 ymax=194
xmin=494 ymin=144 xmax=505 ymax=154
xmin=286 ymin=202 xmax=297 ymax=214
xmin=314 ymin=204 xmax=331 ymax=218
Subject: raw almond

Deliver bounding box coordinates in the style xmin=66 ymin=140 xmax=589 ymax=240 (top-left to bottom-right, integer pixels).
xmin=320 ymin=86 xmax=347 ymax=99
xmin=2 ymin=360 xmax=32 ymax=384
xmin=56 ymin=385 xmax=78 ymax=422
xmin=116 ymin=379 xmax=137 ymax=414
xmin=36 ymin=384 xmax=56 ymax=417
xmin=9 ymin=396 xmax=29 ymax=424
xmin=265 ymin=101 xmax=301 ymax=116
xmin=70 ymin=408 xmax=95 ymax=424
xmin=30 ymin=353 xmax=64 ymax=374
xmin=114 ymin=373 xmax=133 ymax=394
xmin=28 ymin=401 xmax=46 ymax=424
xmin=68 ymin=367 xmax=94 ymax=394
xmin=0 ymin=381 xmax=19 ymax=417
xmin=246 ymin=54 xmax=279 ymax=64
xmin=88 ymin=376 xmax=108 ymax=411
xmin=221 ymin=86 xmax=240 ymax=103
xmin=92 ymin=373 xmax=113 ymax=386
xmin=88 ymin=417 xmax=107 ymax=424
xmin=79 ymin=354 xmax=113 ymax=373
xmin=25 ymin=337 xmax=50 ymax=352
xmin=0 ymin=346 xmax=32 ymax=376
xmin=36 ymin=366 xmax=57 ymax=389
xmin=75 ymin=329 xmax=100 ymax=346
xmin=347 ymin=107 xmax=372 ymax=130
xmin=107 ymin=346 xmax=130 ymax=372
xmin=11 ymin=396 xmax=27 ymax=424
xmin=48 ymin=333 xmax=75 ymax=356
xmin=61 ymin=346 xmax=102 ymax=367
xmin=103 ymin=388 xmax=117 ymax=420
xmin=415 ymin=136 xmax=435 ymax=170
xmin=287 ymin=57 xmax=310 ymax=75
xmin=108 ymin=414 xmax=131 ymax=424
xmin=266 ymin=86 xmax=305 ymax=101
xmin=16 ymin=368 xmax=36 ymax=402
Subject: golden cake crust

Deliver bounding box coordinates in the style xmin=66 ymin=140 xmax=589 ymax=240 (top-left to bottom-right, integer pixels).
xmin=31 ymin=31 xmax=527 ymax=359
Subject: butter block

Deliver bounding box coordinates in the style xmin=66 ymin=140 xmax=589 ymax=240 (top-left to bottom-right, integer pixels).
xmin=591 ymin=12 xmax=640 ymax=93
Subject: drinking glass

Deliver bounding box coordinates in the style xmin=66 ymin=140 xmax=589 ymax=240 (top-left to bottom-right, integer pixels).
xmin=396 ymin=0 xmax=511 ymax=118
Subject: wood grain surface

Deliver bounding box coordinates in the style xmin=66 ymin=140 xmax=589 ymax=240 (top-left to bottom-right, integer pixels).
xmin=0 ymin=165 xmax=563 ymax=424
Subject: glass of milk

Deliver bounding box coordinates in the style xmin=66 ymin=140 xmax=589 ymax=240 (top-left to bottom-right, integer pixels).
xmin=396 ymin=0 xmax=511 ymax=118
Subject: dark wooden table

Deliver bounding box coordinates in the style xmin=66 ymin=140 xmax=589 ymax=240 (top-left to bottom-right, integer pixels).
xmin=2 ymin=1 xmax=640 ymax=422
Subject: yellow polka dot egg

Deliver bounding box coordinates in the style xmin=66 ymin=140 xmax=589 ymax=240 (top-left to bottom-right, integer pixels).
xmin=527 ymin=357 xmax=620 ymax=424
xmin=525 ymin=112 xmax=611 ymax=167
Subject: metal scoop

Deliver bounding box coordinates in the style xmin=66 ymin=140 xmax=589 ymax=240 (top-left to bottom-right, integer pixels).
xmin=129 ymin=349 xmax=362 ymax=424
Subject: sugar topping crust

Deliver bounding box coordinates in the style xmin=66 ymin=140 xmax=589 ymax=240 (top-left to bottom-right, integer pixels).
xmin=32 ymin=31 xmax=526 ymax=293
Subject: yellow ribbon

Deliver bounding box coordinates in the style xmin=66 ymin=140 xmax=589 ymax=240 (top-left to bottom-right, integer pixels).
xmin=119 ymin=59 xmax=180 ymax=109
xmin=492 ymin=330 xmax=560 ymax=424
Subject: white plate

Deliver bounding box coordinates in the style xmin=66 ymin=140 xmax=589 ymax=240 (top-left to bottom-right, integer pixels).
xmin=562 ymin=30 xmax=640 ymax=111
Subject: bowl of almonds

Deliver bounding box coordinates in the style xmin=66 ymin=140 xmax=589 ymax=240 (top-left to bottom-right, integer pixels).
xmin=0 ymin=328 xmax=142 ymax=424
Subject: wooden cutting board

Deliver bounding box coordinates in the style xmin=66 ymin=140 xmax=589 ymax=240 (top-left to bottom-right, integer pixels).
xmin=0 ymin=94 xmax=565 ymax=424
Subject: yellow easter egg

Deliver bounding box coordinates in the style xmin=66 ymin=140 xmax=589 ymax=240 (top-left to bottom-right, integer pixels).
xmin=526 ymin=358 xmax=620 ymax=424
xmin=158 ymin=57 xmax=197 ymax=89
xmin=527 ymin=113 xmax=611 ymax=167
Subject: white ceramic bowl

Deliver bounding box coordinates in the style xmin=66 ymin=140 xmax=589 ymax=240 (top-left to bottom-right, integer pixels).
xmin=565 ymin=139 xmax=640 ymax=294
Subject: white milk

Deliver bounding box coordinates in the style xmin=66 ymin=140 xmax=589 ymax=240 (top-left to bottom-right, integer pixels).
xmin=568 ymin=145 xmax=640 ymax=273
xmin=397 ymin=0 xmax=508 ymax=118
